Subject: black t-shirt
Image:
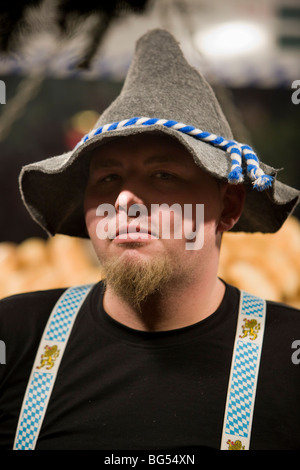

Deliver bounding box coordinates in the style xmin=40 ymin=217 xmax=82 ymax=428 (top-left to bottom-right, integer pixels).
xmin=0 ymin=281 xmax=299 ymax=450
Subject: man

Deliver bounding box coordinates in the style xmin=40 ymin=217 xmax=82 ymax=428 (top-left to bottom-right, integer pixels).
xmin=0 ymin=29 xmax=300 ymax=451
xmin=84 ymin=132 xmax=245 ymax=331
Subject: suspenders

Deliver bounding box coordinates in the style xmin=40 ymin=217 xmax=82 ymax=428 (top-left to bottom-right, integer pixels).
xmin=13 ymin=286 xmax=266 ymax=450
xmin=220 ymin=290 xmax=266 ymax=450
xmin=13 ymin=284 xmax=94 ymax=450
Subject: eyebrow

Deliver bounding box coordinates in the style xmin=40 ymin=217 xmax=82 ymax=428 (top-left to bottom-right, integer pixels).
xmin=144 ymin=155 xmax=186 ymax=166
xmin=91 ymin=154 xmax=189 ymax=170
xmin=91 ymin=157 xmax=122 ymax=169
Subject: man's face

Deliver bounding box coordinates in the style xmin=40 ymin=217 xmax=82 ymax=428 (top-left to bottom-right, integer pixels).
xmin=84 ymin=132 xmax=238 ymax=306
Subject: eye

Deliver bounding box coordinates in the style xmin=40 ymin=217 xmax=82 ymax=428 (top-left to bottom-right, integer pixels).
xmin=100 ymin=174 xmax=120 ymax=183
xmin=153 ymin=171 xmax=175 ymax=180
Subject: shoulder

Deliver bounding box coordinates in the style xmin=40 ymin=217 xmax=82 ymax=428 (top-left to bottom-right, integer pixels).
xmin=0 ymin=283 xmax=98 ymax=337
xmin=0 ymin=288 xmax=67 ymax=319
xmin=263 ymin=299 xmax=300 ymax=358
xmin=0 ymin=288 xmax=68 ymax=384
xmin=266 ymin=298 xmax=300 ymax=323
xmin=229 ymin=284 xmax=300 ymax=342
xmin=0 ymin=287 xmax=66 ymax=306
xmin=0 ymin=288 xmax=67 ymax=345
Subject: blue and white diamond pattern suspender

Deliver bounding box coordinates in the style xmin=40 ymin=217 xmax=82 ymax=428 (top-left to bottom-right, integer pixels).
xmin=221 ymin=290 xmax=266 ymax=450
xmin=13 ymin=284 xmax=93 ymax=450
xmin=13 ymin=285 xmax=266 ymax=450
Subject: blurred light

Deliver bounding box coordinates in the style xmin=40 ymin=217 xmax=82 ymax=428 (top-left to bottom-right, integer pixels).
xmin=194 ymin=21 xmax=270 ymax=59
xmin=65 ymin=110 xmax=99 ymax=150
xmin=70 ymin=110 xmax=99 ymax=134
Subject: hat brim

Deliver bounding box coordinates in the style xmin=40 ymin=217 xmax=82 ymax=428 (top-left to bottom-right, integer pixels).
xmin=19 ymin=124 xmax=300 ymax=237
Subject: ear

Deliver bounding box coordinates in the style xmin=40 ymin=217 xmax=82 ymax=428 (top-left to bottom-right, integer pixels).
xmin=217 ymin=183 xmax=246 ymax=233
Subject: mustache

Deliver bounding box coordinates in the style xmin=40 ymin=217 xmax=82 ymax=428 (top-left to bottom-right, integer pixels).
xmin=116 ymin=223 xmax=159 ymax=239
xmin=110 ymin=203 xmax=160 ymax=239
xmin=104 ymin=213 xmax=160 ymax=240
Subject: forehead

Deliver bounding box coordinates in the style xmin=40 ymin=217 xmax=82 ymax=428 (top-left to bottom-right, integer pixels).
xmin=89 ymin=132 xmax=197 ymax=170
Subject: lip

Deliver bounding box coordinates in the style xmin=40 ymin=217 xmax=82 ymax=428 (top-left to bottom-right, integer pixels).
xmin=114 ymin=225 xmax=159 ymax=241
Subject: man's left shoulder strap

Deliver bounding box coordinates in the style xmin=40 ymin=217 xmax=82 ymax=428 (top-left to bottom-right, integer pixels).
xmin=221 ymin=290 xmax=267 ymax=450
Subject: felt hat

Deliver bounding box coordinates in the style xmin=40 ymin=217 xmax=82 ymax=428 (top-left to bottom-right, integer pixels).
xmin=19 ymin=28 xmax=299 ymax=237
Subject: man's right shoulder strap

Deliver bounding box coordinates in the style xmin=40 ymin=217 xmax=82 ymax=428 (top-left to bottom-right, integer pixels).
xmin=13 ymin=283 xmax=94 ymax=450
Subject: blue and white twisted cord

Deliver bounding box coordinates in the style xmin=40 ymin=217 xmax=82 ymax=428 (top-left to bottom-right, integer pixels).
xmin=75 ymin=117 xmax=273 ymax=191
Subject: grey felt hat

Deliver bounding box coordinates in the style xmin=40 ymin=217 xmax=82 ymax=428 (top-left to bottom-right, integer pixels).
xmin=19 ymin=28 xmax=299 ymax=237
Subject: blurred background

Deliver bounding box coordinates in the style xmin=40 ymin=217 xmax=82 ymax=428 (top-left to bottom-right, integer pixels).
xmin=0 ymin=0 xmax=299 ymax=305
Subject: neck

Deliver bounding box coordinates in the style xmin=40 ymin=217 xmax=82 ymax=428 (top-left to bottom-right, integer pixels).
xmin=103 ymin=275 xmax=225 ymax=332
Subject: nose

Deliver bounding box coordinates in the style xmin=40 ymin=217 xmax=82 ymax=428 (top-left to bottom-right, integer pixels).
xmin=115 ymin=190 xmax=145 ymax=215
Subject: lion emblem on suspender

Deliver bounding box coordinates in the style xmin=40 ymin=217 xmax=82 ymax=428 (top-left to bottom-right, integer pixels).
xmin=36 ymin=345 xmax=60 ymax=370
xmin=239 ymin=318 xmax=261 ymax=341
xmin=227 ymin=439 xmax=245 ymax=450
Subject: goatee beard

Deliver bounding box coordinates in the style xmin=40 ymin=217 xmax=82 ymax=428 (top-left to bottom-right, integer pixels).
xmin=101 ymin=254 xmax=173 ymax=310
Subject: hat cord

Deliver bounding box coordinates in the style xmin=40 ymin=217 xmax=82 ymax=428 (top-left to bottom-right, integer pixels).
xmin=76 ymin=117 xmax=273 ymax=191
